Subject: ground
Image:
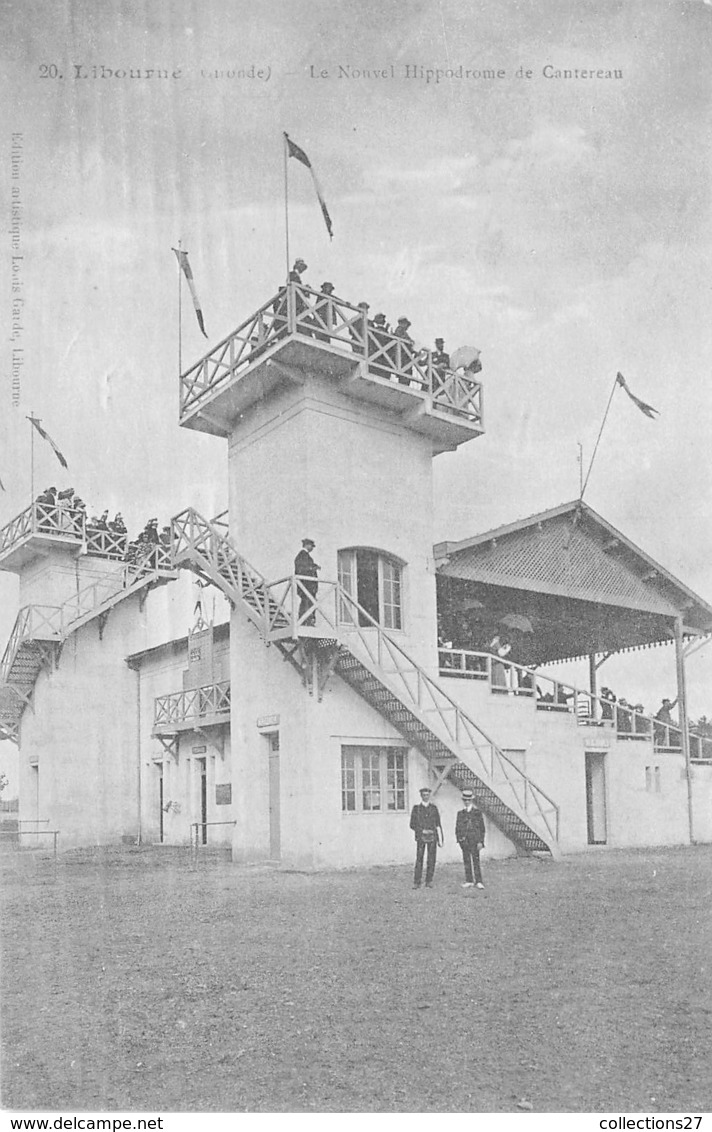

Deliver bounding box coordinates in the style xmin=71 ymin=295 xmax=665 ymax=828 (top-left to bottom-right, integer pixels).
xmin=1 ymin=840 xmax=711 ymax=1114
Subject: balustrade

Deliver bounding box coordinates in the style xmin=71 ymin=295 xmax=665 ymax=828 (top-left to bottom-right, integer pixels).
xmin=154 ymin=681 xmax=231 ymax=730
xmin=179 ymin=282 xmax=483 ymax=427
xmin=437 ymin=647 xmax=708 ymax=757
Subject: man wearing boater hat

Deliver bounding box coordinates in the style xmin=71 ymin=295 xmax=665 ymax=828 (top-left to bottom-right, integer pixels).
xmin=294 ymin=538 xmax=320 ymax=626
xmin=455 ymin=788 xmax=486 ymax=889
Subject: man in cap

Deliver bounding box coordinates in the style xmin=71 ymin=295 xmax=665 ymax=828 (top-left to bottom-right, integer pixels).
xmin=409 ymin=786 xmax=443 ymax=889
xmin=289 ymin=258 xmax=311 ymax=326
xmin=368 ymin=312 xmax=391 ymax=377
xmin=455 ymin=788 xmax=486 ymax=889
xmin=313 ymin=281 xmax=337 ymax=342
xmin=393 ymin=317 xmax=415 ymax=386
xmin=294 ymin=538 xmax=320 ymax=626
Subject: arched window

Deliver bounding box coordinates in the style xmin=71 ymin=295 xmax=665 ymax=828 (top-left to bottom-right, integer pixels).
xmin=337 ymin=548 xmax=403 ymax=629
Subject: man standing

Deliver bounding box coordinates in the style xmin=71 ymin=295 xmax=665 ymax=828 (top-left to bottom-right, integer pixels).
xmin=294 ymin=538 xmax=320 ymax=626
xmin=409 ymin=786 xmax=443 ymax=889
xmin=456 ymin=788 xmax=486 ymax=889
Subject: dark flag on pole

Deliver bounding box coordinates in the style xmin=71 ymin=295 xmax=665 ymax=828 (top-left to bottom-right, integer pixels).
xmin=284 ymin=132 xmax=334 ymax=240
xmin=616 ymin=372 xmax=659 ymax=419
xmin=172 ymin=248 xmax=208 ymax=338
xmin=28 ymin=415 xmax=68 ymax=468
xmin=0 ymin=474 xmax=5 ymax=491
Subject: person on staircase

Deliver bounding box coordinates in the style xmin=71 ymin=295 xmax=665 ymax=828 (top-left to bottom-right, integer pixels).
xmin=410 ymin=786 xmax=443 ymax=889
xmin=294 ymin=538 xmax=320 ymax=627
xmin=456 ymin=788 xmax=486 ymax=889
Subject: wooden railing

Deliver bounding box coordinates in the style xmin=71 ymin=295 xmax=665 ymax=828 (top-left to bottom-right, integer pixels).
xmin=0 ymin=500 xmax=84 ymax=556
xmin=437 ymin=647 xmax=712 ymax=758
xmin=154 ymin=681 xmax=231 ymax=728
xmin=179 ymin=282 xmax=483 ymax=427
xmin=259 ymin=575 xmax=559 ymax=847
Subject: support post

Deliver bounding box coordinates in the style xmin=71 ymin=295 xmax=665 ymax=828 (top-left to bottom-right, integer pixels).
xmin=588 ymin=653 xmax=598 ymax=720
xmin=674 ymin=617 xmax=694 ymax=843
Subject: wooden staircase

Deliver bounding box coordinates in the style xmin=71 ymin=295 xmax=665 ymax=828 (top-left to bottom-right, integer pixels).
xmin=0 ymin=545 xmax=177 ymax=743
xmin=171 ymin=508 xmax=560 ymax=856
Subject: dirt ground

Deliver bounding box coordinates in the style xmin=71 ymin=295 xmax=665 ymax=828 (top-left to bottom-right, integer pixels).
xmin=1 ymin=840 xmax=711 ymax=1114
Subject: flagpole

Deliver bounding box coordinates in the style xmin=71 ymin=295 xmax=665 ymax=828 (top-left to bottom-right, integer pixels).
xmin=283 ymin=133 xmax=290 ymax=279
xmin=177 ymin=238 xmax=183 ymax=378
xmin=580 ymin=374 xmax=619 ymax=500
xmin=29 ymin=412 xmax=35 ymax=504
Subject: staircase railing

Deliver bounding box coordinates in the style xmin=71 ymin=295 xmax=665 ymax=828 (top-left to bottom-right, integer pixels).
xmin=168 ymin=508 xmax=559 ymax=848
xmin=256 ymin=574 xmax=559 ymax=846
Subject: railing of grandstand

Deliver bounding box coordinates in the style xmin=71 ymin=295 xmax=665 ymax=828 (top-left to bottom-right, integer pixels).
xmin=154 ymin=681 xmax=231 ymax=728
xmin=436 ymin=647 xmax=712 ymax=758
xmin=0 ymin=501 xmax=85 ymax=557
xmin=0 ymin=501 xmax=134 ymax=564
xmin=258 ymin=574 xmax=559 ymax=846
xmin=178 ymin=282 xmax=483 ymax=427
xmin=1 ymin=604 xmax=64 ymax=682
xmin=85 ymin=526 xmax=127 ymax=559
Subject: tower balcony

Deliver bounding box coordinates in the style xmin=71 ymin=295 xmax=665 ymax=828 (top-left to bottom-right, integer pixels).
xmin=179 ymin=283 xmax=485 ymax=454
xmin=0 ymin=501 xmax=129 ymax=572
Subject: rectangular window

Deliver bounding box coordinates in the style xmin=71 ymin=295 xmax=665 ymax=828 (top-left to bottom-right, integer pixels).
xmin=361 ymin=750 xmax=381 ymax=810
xmin=386 ymin=751 xmax=406 ymax=811
xmin=341 ymin=751 xmax=356 ymax=812
xmin=337 ymin=550 xmax=356 ymax=625
xmin=341 ymin=746 xmax=407 ymax=813
xmin=645 ymin=765 xmax=661 ymax=793
xmin=381 ymin=558 xmax=402 ymax=630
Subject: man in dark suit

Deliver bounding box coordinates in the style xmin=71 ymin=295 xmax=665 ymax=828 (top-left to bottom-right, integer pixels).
xmin=294 ymin=538 xmax=320 ymax=626
xmin=456 ymin=788 xmax=486 ymax=888
xmin=409 ymin=786 xmax=443 ymax=889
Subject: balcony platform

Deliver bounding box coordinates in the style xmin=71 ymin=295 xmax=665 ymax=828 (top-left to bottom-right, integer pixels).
xmin=0 ymin=503 xmax=85 ymax=573
xmin=178 ymin=283 xmax=484 ymax=455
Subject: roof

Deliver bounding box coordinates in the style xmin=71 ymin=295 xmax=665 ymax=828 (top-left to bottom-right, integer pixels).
xmin=435 ymin=501 xmax=712 ymax=663
xmin=125 ymin=621 xmax=230 ymax=668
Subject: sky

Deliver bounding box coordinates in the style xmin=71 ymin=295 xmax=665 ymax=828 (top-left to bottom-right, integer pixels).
xmin=1 ymin=0 xmax=711 ymax=714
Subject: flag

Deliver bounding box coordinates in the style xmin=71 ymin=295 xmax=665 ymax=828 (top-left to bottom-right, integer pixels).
xmin=616 ymin=373 xmax=659 ymax=419
xmin=284 ymin=132 xmax=334 ymax=240
xmin=0 ymin=475 xmax=5 ymax=491
xmin=28 ymin=416 xmax=68 ymax=468
xmin=172 ymin=248 xmax=208 ymax=338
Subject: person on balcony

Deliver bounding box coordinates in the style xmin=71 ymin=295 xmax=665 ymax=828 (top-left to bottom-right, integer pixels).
xmin=432 ymin=338 xmax=450 ymax=395
xmin=655 ymin=697 xmax=679 ymax=746
xmin=289 ymin=258 xmax=311 ymax=329
xmin=392 ymin=317 xmax=415 ymax=386
xmin=456 ymin=788 xmax=486 ymax=889
xmin=294 ymin=538 xmax=320 ymax=627
xmin=368 ymin=312 xmax=391 ymax=377
xmin=410 ymin=786 xmax=443 ymax=889
xmin=488 ymin=633 xmax=512 ymax=691
xmin=313 ymin=282 xmax=337 ymax=342
xmin=36 ymin=486 xmax=57 ymax=531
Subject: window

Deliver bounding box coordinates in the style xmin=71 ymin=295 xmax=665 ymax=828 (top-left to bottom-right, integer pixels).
xmin=337 ymin=548 xmax=404 ymax=629
xmin=341 ymin=746 xmax=408 ymax=813
xmin=645 ymin=765 xmax=661 ymax=793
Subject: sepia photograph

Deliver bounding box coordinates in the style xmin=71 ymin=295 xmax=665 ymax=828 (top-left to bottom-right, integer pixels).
xmin=1 ymin=0 xmax=711 ymax=1119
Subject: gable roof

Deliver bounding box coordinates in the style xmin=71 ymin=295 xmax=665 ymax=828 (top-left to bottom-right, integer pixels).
xmin=436 ymin=500 xmax=712 ymax=634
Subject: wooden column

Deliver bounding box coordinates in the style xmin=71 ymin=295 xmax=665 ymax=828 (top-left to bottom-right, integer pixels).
xmin=588 ymin=652 xmax=598 ymax=720
xmin=674 ymin=616 xmax=694 ymax=843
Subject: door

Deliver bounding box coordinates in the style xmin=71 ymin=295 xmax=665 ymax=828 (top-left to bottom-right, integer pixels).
xmin=196 ymin=757 xmax=207 ymax=844
xmin=158 ymin=766 xmax=164 ymax=843
xmin=267 ymin=732 xmax=280 ymax=860
xmin=585 ymin=752 xmax=607 ymax=844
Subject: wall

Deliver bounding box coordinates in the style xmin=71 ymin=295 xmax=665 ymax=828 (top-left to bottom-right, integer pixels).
xmin=438 ymin=671 xmax=696 ymax=852
xmin=227 ymin=373 xmax=438 ymax=671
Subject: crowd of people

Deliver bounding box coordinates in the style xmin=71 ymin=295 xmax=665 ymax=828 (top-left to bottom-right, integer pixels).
xmin=33 ymin=487 xmax=170 ymax=568
xmin=261 ymin=260 xmax=483 ymax=394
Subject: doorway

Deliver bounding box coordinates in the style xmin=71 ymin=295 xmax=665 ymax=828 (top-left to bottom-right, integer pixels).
xmin=585 ymin=752 xmax=607 ymax=845
xmin=196 ymin=757 xmax=207 ymax=844
xmin=267 ymin=732 xmax=280 ymax=860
